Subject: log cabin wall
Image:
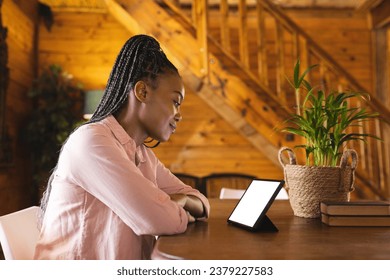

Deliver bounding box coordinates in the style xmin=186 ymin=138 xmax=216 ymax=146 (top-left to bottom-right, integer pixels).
xmin=203 ymin=6 xmax=373 ymax=98
xmin=283 ymin=8 xmax=373 ymax=94
xmin=371 ymin=0 xmax=390 ymax=113
xmin=37 ymin=5 xmax=379 ymax=180
xmin=0 ymin=0 xmax=388 ymax=217
xmin=0 ymin=0 xmax=38 ymax=216
xmin=37 ymin=10 xmax=284 ymax=179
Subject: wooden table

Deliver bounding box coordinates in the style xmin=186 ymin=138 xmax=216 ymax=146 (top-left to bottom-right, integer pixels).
xmin=152 ymin=199 xmax=390 ymax=260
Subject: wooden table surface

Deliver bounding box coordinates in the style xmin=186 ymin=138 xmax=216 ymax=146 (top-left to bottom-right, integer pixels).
xmin=152 ymin=199 xmax=390 ymax=260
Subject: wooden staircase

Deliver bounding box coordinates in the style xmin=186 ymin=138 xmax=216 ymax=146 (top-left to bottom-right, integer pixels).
xmin=105 ymin=0 xmax=390 ymax=200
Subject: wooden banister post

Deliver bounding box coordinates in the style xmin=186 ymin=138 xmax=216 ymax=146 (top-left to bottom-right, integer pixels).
xmin=238 ymin=0 xmax=249 ymax=68
xmin=275 ymin=22 xmax=286 ymax=104
xmin=256 ymin=0 xmax=268 ymax=86
xmin=220 ymin=0 xmax=231 ymax=53
xmin=193 ymin=0 xmax=209 ymax=80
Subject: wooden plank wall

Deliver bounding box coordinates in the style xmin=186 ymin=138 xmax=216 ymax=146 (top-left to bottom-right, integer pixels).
xmin=38 ymin=12 xmax=131 ymax=89
xmin=206 ymin=7 xmax=373 ymax=96
xmin=37 ymin=6 xmax=379 ymax=190
xmin=38 ymin=11 xmax=284 ymax=180
xmin=286 ymin=8 xmax=373 ymax=94
xmin=0 ymin=2 xmax=380 ymax=216
xmin=0 ymin=0 xmax=38 ymax=215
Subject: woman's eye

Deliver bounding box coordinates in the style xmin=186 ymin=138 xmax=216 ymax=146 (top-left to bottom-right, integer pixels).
xmin=173 ymin=101 xmax=181 ymax=107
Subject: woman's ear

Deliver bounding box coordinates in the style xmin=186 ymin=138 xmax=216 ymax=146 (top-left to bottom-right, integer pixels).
xmin=134 ymin=81 xmax=148 ymax=102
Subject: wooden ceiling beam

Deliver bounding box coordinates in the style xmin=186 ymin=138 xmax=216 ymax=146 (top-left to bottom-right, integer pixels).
xmin=370 ymin=0 xmax=390 ymax=28
xmin=40 ymin=0 xmax=371 ymax=12
xmin=355 ymin=0 xmax=383 ymax=13
xmin=104 ymin=0 xmax=146 ymax=33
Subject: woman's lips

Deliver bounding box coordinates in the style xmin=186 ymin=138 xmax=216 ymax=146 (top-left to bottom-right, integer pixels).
xmin=169 ymin=123 xmax=177 ymax=133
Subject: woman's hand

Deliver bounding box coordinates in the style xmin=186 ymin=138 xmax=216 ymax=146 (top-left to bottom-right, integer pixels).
xmin=169 ymin=193 xmax=187 ymax=207
xmin=170 ymin=194 xmax=205 ymax=220
xmin=186 ymin=211 xmax=196 ymax=223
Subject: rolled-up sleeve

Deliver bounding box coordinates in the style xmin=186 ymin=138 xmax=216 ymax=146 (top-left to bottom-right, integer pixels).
xmin=155 ymin=159 xmax=210 ymax=219
xmin=62 ymin=124 xmax=189 ymax=236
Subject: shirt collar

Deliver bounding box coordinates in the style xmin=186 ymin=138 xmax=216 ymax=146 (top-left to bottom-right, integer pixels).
xmin=101 ymin=115 xmax=146 ymax=164
xmin=102 ymin=115 xmax=131 ymax=145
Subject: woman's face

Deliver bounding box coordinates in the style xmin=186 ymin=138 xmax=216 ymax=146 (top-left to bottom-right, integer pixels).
xmin=140 ymin=72 xmax=185 ymax=142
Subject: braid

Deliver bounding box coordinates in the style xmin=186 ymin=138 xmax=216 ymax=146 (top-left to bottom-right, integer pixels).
xmin=88 ymin=34 xmax=178 ymax=123
xmin=38 ymin=35 xmax=179 ymax=224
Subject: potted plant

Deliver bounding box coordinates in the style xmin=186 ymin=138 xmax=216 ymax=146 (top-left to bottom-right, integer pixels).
xmin=278 ymin=60 xmax=380 ymax=218
xmin=25 ymin=65 xmax=84 ymax=204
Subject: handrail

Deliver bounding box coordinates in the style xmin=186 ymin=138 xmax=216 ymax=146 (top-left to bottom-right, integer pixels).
xmin=157 ymin=0 xmax=389 ymax=200
xmin=260 ymin=0 xmax=390 ymax=123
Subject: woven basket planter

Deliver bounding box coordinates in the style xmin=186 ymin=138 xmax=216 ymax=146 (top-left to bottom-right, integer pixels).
xmin=278 ymin=147 xmax=358 ymax=218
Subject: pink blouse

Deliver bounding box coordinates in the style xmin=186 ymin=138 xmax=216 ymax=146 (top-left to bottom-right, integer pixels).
xmin=34 ymin=115 xmax=210 ymax=260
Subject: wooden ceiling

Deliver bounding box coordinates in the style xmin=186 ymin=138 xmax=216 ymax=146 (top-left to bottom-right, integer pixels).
xmin=260 ymin=0 xmax=369 ymax=8
xmin=188 ymin=0 xmax=369 ymax=9
xmin=39 ymin=0 xmax=377 ymax=11
xmin=39 ymin=0 xmax=107 ymax=12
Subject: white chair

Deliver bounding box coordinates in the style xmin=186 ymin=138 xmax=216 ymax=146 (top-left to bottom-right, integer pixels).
xmin=276 ymin=188 xmax=289 ymax=200
xmin=219 ymin=187 xmax=289 ymax=200
xmin=0 ymin=206 xmax=40 ymax=260
xmin=219 ymin=188 xmax=246 ymax=199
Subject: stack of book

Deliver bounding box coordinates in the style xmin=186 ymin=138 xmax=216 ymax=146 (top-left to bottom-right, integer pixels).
xmin=320 ymin=200 xmax=390 ymax=226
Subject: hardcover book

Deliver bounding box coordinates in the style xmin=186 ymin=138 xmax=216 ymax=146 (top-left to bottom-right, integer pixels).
xmin=321 ymin=214 xmax=390 ymax=227
xmin=320 ymin=200 xmax=390 ymax=216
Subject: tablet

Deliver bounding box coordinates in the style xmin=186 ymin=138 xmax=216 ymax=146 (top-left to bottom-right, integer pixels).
xmin=227 ymin=179 xmax=285 ymax=231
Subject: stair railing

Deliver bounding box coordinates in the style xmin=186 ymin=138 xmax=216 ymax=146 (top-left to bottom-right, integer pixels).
xmin=158 ymin=0 xmax=389 ymax=200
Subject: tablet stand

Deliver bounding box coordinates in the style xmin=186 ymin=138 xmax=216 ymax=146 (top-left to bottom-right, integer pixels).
xmin=254 ymin=215 xmax=278 ymax=232
xmin=226 ymin=179 xmax=285 ymax=232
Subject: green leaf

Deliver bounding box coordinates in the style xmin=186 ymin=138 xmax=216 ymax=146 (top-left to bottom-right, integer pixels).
xmin=293 ymin=59 xmax=300 ymax=87
xmin=297 ymin=64 xmax=318 ymax=88
xmin=279 ymin=59 xmax=381 ymax=166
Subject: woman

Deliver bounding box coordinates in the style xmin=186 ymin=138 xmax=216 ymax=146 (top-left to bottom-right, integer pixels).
xmin=34 ymin=34 xmax=210 ymax=260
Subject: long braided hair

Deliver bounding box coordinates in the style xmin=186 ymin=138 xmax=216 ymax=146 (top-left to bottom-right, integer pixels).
xmin=89 ymin=34 xmax=179 ymax=123
xmin=38 ymin=35 xmax=179 ymax=223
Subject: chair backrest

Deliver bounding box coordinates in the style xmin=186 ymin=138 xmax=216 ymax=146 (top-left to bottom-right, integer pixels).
xmin=203 ymin=173 xmax=256 ymax=198
xmin=0 ymin=206 xmax=40 ymax=260
xmin=174 ymin=173 xmax=206 ymax=196
xmin=219 ymin=188 xmax=246 ymax=199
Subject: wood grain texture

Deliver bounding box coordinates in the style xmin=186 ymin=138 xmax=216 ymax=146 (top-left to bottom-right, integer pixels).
xmin=153 ymin=199 xmax=390 ymax=260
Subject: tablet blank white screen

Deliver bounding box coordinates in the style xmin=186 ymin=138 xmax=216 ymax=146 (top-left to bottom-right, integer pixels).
xmin=228 ymin=180 xmax=280 ymax=227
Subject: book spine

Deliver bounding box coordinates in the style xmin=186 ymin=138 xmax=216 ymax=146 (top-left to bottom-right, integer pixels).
xmin=320 ymin=203 xmax=390 ymax=216
xmin=321 ymin=214 xmax=390 ymax=227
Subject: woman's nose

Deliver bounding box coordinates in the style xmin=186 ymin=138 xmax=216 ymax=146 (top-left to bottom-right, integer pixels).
xmin=175 ymin=112 xmax=182 ymax=122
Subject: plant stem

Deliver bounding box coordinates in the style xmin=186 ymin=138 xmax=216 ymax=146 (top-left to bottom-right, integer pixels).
xmin=295 ymin=87 xmax=301 ymax=116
